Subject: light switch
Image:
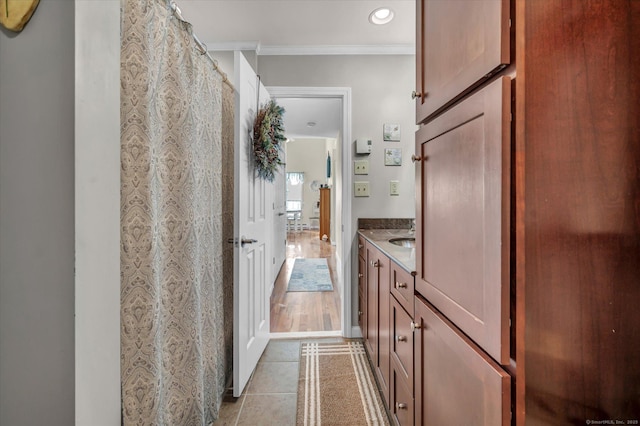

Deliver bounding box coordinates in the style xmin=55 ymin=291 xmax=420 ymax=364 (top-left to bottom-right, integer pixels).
xmin=354 ymin=181 xmax=370 ymax=197
xmin=354 ymin=160 xmax=369 ymax=175
xmin=390 ymin=180 xmax=400 ymax=196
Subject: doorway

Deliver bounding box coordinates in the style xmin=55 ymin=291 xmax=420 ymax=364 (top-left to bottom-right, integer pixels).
xmin=267 ymin=87 xmax=353 ymax=338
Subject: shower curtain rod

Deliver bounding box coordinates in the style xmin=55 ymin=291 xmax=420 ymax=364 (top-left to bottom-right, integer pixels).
xmin=169 ymin=1 xmax=235 ymax=90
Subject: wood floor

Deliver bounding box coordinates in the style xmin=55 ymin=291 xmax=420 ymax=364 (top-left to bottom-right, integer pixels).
xmin=270 ymin=230 xmax=341 ymax=333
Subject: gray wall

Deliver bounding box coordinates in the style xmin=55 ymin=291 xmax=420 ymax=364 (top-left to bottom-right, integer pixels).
xmin=0 ymin=1 xmax=75 ymax=425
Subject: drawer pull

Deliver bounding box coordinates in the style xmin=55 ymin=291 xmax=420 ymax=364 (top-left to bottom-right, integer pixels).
xmin=396 ymin=402 xmax=408 ymax=410
xmin=411 ymin=321 xmax=422 ymax=332
xmin=395 ymin=281 xmax=407 ymax=289
xmin=396 ymin=335 xmax=407 ymax=342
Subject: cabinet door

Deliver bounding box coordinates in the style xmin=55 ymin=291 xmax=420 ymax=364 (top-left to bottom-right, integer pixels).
xmin=377 ymin=251 xmax=390 ymax=405
xmin=415 ymin=77 xmax=511 ymax=364
xmin=415 ymin=0 xmax=510 ymax=123
xmin=358 ymin=254 xmax=366 ymax=334
xmin=414 ymin=297 xmax=511 ymax=426
xmin=365 ymin=243 xmax=379 ymax=362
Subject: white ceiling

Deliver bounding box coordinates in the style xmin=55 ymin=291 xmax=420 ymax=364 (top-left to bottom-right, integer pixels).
xmin=174 ymin=0 xmax=415 ymax=140
xmin=175 ymin=0 xmax=416 ymax=54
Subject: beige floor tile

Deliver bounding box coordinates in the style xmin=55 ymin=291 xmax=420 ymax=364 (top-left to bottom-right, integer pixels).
xmin=260 ymin=340 xmax=301 ymax=362
xmin=212 ymin=394 xmax=245 ymax=425
xmin=246 ymin=361 xmax=299 ymax=394
xmin=236 ymin=393 xmax=297 ymax=426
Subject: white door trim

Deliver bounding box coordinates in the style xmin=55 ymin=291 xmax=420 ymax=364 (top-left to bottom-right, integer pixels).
xmin=267 ymin=86 xmax=353 ymax=338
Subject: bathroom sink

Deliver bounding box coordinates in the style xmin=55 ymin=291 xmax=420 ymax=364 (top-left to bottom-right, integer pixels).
xmin=388 ymin=237 xmax=416 ymax=248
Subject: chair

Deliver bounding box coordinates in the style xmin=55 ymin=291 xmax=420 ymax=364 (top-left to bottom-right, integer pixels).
xmin=286 ymin=200 xmax=302 ymax=232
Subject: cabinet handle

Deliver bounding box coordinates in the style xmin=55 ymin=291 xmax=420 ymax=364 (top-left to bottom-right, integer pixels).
xmin=358 ymin=244 xmax=363 ymax=249
xmin=411 ymin=154 xmax=422 ymax=163
xmin=358 ymin=273 xmax=364 ymax=278
xmin=396 ymin=335 xmax=407 ymax=342
xmin=411 ymin=321 xmax=422 ymax=332
xmin=396 ymin=402 xmax=408 ymax=410
xmin=411 ymin=90 xmax=422 ymax=99
xmin=371 ymin=260 xmax=380 ymax=268
xmin=358 ymin=311 xmax=363 ymax=316
xmin=395 ymin=281 xmax=407 ymax=289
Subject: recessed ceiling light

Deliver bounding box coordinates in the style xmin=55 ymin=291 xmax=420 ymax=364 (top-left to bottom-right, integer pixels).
xmin=306 ymin=121 xmax=317 ymax=127
xmin=369 ymin=7 xmax=394 ymax=25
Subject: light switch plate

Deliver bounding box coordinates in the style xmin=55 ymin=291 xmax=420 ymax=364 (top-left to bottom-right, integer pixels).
xmin=390 ymin=180 xmax=400 ymax=196
xmin=354 ymin=160 xmax=369 ymax=175
xmin=354 ymin=181 xmax=370 ymax=197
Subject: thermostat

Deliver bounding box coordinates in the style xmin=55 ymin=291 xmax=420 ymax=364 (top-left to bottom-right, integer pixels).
xmin=356 ymin=138 xmax=372 ymax=155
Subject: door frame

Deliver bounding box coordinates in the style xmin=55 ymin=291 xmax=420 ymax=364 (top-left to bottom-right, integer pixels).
xmin=267 ymin=86 xmax=354 ymax=338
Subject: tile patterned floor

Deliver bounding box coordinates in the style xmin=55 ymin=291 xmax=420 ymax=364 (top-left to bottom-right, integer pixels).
xmin=213 ymin=338 xmax=346 ymax=426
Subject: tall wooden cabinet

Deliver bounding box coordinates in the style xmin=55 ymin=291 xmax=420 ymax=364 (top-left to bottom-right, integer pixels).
xmin=319 ymin=187 xmax=330 ymax=241
xmin=414 ymin=0 xmax=640 ymax=424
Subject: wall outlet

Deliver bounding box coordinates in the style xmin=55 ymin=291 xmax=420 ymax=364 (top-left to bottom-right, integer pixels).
xmin=390 ymin=180 xmax=400 ymax=196
xmin=354 ymin=181 xmax=370 ymax=197
xmin=354 ymin=160 xmax=369 ymax=175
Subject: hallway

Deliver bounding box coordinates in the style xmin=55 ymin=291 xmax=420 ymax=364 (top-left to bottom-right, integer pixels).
xmin=270 ymin=230 xmax=341 ymax=333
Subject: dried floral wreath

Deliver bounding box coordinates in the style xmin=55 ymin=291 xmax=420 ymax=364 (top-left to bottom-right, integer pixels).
xmin=252 ymin=99 xmax=286 ymax=182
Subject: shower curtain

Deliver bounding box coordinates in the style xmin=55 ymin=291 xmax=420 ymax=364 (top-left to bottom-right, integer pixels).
xmin=120 ymin=0 xmax=232 ymax=424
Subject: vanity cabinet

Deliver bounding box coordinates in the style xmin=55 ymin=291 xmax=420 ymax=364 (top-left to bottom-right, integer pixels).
xmin=415 ymin=0 xmax=510 ymax=123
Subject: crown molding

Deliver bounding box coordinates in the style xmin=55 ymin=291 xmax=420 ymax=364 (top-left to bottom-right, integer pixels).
xmin=206 ymin=42 xmax=414 ymax=56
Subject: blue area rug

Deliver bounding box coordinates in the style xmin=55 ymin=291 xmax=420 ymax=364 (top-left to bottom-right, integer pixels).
xmin=287 ymin=258 xmax=333 ymax=292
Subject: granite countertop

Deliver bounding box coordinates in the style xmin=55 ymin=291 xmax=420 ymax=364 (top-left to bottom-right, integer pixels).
xmin=358 ymin=228 xmax=416 ymax=274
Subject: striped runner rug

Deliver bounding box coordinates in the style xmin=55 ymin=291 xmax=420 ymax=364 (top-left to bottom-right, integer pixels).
xmin=297 ymin=341 xmax=390 ymax=425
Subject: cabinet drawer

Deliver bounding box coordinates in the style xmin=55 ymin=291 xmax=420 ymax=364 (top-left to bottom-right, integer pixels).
xmin=390 ymin=297 xmax=413 ymax=386
xmin=390 ymin=356 xmax=414 ymax=426
xmin=390 ymin=261 xmax=414 ymax=318
xmin=415 ymin=296 xmax=511 ymax=426
xmin=415 ymin=76 xmax=511 ymax=364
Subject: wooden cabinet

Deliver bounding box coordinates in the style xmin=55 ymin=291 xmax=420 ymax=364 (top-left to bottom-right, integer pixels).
xmin=414 ymin=296 xmax=511 ymax=425
xmin=414 ymin=1 xmax=640 ymax=424
xmin=415 ymin=0 xmax=510 ymax=123
xmin=415 ymin=76 xmax=511 ymax=364
xmin=365 ymin=242 xmax=390 ymax=405
xmin=357 ymin=235 xmax=366 ymax=334
xmin=319 ymin=187 xmax=330 ymax=241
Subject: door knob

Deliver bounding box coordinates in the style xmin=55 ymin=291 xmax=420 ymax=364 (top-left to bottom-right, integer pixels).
xmin=411 ymin=154 xmax=422 ymax=163
xmin=411 ymin=90 xmax=422 ymax=99
xmin=241 ymin=236 xmax=257 ymax=247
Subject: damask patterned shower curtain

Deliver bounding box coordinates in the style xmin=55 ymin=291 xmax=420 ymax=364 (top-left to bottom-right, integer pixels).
xmin=120 ymin=0 xmax=231 ymax=424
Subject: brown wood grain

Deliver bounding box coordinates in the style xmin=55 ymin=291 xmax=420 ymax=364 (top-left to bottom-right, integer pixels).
xmin=415 ymin=0 xmax=511 ymax=124
xmin=517 ymin=0 xmax=640 ymax=423
xmin=414 ymin=296 xmax=511 ymax=425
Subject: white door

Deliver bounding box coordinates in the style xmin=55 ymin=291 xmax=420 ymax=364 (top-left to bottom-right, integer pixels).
xmin=272 ymin=164 xmax=287 ymax=284
xmin=233 ymin=51 xmax=272 ymax=397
